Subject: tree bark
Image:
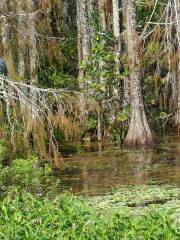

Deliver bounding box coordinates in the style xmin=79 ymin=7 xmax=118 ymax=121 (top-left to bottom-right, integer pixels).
xmin=112 ymin=0 xmax=121 ymax=97
xmin=17 ymin=1 xmax=27 ymax=80
xmin=77 ymin=0 xmax=92 ymax=79
xmin=124 ymin=0 xmax=153 ymax=146
xmin=79 ymin=0 xmax=91 ymax=60
xmin=112 ymin=0 xmax=121 ymax=52
xmin=27 ymin=0 xmax=37 ymax=85
xmin=77 ymin=0 xmax=84 ymax=79
xmin=97 ymin=0 xmax=107 ymax=140
xmin=99 ymin=0 xmax=112 ymax=31
xmin=0 ymin=0 xmax=15 ymax=78
xmin=174 ymin=0 xmax=180 ymax=131
xmin=98 ymin=0 xmax=107 ymax=31
xmin=0 ymin=0 xmax=9 ymax=57
xmin=122 ymin=0 xmax=130 ymax=106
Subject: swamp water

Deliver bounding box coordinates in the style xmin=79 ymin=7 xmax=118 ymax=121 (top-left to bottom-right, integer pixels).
xmin=57 ymin=133 xmax=180 ymax=196
xmin=1 ymin=133 xmax=180 ymax=239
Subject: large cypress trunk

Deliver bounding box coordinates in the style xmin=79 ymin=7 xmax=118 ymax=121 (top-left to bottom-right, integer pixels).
xmin=124 ymin=0 xmax=153 ymax=146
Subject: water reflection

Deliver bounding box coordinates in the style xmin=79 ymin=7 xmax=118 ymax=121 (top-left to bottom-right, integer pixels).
xmin=57 ymin=135 xmax=180 ymax=195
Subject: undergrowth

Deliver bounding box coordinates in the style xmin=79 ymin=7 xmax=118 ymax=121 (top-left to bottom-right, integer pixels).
xmin=0 ymin=191 xmax=179 ymax=240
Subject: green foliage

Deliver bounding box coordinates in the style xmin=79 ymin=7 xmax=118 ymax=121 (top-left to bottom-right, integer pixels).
xmin=87 ymin=117 xmax=97 ymax=130
xmin=38 ymin=69 xmax=78 ymax=90
xmin=0 ymin=191 xmax=179 ymax=239
xmin=80 ymin=32 xmax=119 ymax=100
xmin=117 ymin=107 xmax=131 ymax=123
xmin=0 ymin=165 xmax=8 ymax=192
xmin=0 ymin=158 xmax=58 ymax=197
xmin=110 ymin=107 xmax=131 ymax=142
xmin=0 ymin=141 xmax=7 ymax=163
xmin=8 ymin=158 xmax=45 ymax=190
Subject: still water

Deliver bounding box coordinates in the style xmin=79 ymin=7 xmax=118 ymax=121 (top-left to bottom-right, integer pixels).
xmin=57 ymin=133 xmax=180 ymax=196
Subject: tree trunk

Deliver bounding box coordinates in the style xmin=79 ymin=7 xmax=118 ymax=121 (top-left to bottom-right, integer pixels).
xmin=27 ymin=0 xmax=37 ymax=85
xmin=17 ymin=1 xmax=27 ymax=80
xmin=0 ymin=0 xmax=9 ymax=57
xmin=77 ymin=0 xmax=84 ymax=79
xmin=122 ymin=0 xmax=130 ymax=106
xmin=124 ymin=0 xmax=153 ymax=146
xmin=80 ymin=0 xmax=91 ymax=60
xmin=97 ymin=105 xmax=102 ymax=141
xmin=0 ymin=0 xmax=15 ymax=78
xmin=87 ymin=0 xmax=96 ymax=47
xmin=99 ymin=0 xmax=112 ymax=31
xmin=124 ymin=76 xmax=131 ymax=105
xmin=98 ymin=0 xmax=107 ymax=31
xmin=77 ymin=0 xmax=92 ymax=79
xmin=97 ymin=0 xmax=107 ymax=140
xmin=174 ymin=0 xmax=180 ymax=131
xmin=27 ymin=0 xmax=38 ymax=121
xmin=112 ymin=0 xmax=121 ymax=97
xmin=112 ymin=0 xmax=121 ymax=52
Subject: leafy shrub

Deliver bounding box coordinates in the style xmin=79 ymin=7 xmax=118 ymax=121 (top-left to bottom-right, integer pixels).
xmin=0 ymin=158 xmax=58 ymax=197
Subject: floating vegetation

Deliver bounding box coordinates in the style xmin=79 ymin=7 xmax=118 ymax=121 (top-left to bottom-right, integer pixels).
xmin=89 ymin=185 xmax=180 ymax=210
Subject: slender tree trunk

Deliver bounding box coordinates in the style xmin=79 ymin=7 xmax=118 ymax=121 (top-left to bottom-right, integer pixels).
xmin=77 ymin=0 xmax=91 ymax=79
xmin=0 ymin=0 xmax=9 ymax=58
xmin=27 ymin=0 xmax=37 ymax=84
xmin=124 ymin=0 xmax=153 ymax=146
xmin=0 ymin=0 xmax=15 ymax=78
xmin=17 ymin=1 xmax=27 ymax=80
xmin=98 ymin=0 xmax=107 ymax=31
xmin=174 ymin=0 xmax=180 ymax=130
xmin=80 ymin=0 xmax=91 ymax=60
xmin=112 ymin=0 xmax=121 ymax=53
xmin=62 ymin=0 xmax=68 ymax=26
xmin=97 ymin=105 xmax=102 ymax=141
xmin=27 ymin=0 xmax=38 ymax=121
xmin=112 ymin=0 xmax=121 ymax=97
xmin=77 ymin=0 xmax=84 ymax=79
xmin=87 ymin=0 xmax=96 ymax=47
xmin=97 ymin=0 xmax=107 ymax=140
xmin=171 ymin=70 xmax=178 ymax=109
xmin=99 ymin=0 xmax=112 ymax=31
xmin=122 ymin=0 xmax=130 ymax=106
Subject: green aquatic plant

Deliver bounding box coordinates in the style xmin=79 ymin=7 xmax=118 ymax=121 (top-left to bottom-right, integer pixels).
xmin=89 ymin=185 xmax=180 ymax=210
xmin=0 ymin=191 xmax=179 ymax=240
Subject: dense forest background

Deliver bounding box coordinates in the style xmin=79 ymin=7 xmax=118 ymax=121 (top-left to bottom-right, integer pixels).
xmin=0 ymin=0 xmax=180 ymax=162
